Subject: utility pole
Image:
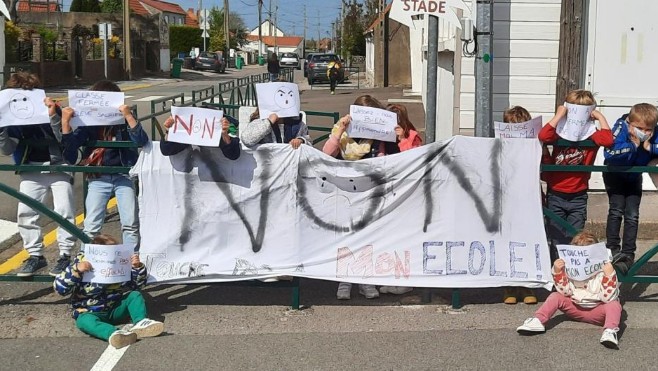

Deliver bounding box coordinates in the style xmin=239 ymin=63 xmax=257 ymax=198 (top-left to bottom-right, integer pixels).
xmin=425 ymin=15 xmax=438 ymax=143
xmin=274 ymin=3 xmax=278 ymax=54
xmin=331 ymin=22 xmax=335 ymax=53
xmin=123 ymin=0 xmax=131 ymax=79
xmin=303 ymin=5 xmax=307 ymax=56
xmin=340 ymin=0 xmax=345 ymax=58
xmin=224 ymin=0 xmax=230 ymax=58
xmin=474 ymin=0 xmax=494 ymax=137
xmin=317 ymin=10 xmax=321 ymax=52
xmin=258 ymin=0 xmax=263 ymax=60
xmin=268 ymin=0 xmax=272 ymax=36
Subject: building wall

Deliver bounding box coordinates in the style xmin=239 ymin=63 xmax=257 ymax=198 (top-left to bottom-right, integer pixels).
xmin=458 ymin=0 xmax=561 ymax=134
xmin=365 ymin=36 xmax=374 ymax=87
xmin=250 ymin=21 xmax=284 ymax=37
xmin=386 ymin=18 xmax=411 ymax=87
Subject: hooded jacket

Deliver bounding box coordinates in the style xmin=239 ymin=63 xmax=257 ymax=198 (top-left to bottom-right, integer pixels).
xmin=603 ymin=114 xmax=658 ymax=181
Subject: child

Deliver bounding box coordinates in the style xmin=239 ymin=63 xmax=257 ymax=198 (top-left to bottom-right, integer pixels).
xmin=500 ymin=105 xmax=538 ymax=305
xmin=60 ymin=80 xmax=149 ymax=250
xmin=323 ymin=95 xmax=398 ymax=300
xmin=538 ymin=90 xmax=613 ymax=262
xmin=53 ymin=234 xmax=164 ymax=349
xmin=240 ymin=108 xmax=311 ymax=148
xmin=516 ymin=231 xmax=621 ymax=349
xmin=327 ymin=60 xmax=341 ymax=95
xmin=160 ymin=115 xmax=241 ymax=159
xmin=603 ymin=103 xmax=658 ymax=273
xmin=386 ymin=103 xmax=423 ymax=151
xmin=0 ymin=72 xmax=77 ymax=276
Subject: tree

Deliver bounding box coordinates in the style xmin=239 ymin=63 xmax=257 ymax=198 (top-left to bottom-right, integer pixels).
xmin=70 ymin=0 xmax=101 ymax=12
xmin=362 ymin=0 xmax=380 ymax=27
xmin=100 ymin=0 xmax=122 ymax=13
xmin=169 ymin=25 xmax=203 ymax=57
xmin=341 ymin=0 xmax=365 ymax=58
xmin=207 ymin=7 xmax=248 ymax=52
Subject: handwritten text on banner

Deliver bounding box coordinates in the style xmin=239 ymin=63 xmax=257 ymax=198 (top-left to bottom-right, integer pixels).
xmin=68 ymin=90 xmax=125 ymax=127
xmin=169 ymin=106 xmax=223 ymax=147
xmin=556 ymin=103 xmax=596 ymax=142
xmin=82 ymin=243 xmax=133 ymax=284
xmin=0 ymin=89 xmax=50 ymax=127
xmin=557 ymin=242 xmax=609 ymax=280
xmin=347 ymin=105 xmax=398 ymax=142
xmin=494 ymin=116 xmax=543 ymax=139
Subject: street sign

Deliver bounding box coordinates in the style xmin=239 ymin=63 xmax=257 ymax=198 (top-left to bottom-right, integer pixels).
xmin=98 ymin=23 xmax=112 ymax=40
xmin=199 ymin=9 xmax=210 ymax=30
xmin=201 ymin=30 xmax=209 ymax=38
xmin=389 ymin=0 xmax=468 ymax=28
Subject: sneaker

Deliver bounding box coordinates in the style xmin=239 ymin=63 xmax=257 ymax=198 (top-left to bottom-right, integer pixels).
xmin=516 ymin=317 xmax=545 ymax=334
xmin=337 ymin=282 xmax=352 ymax=300
xmin=131 ymin=318 xmax=164 ymax=338
xmin=600 ymin=328 xmax=619 ymax=349
xmin=258 ymin=277 xmax=280 ymax=283
xmin=358 ymin=284 xmax=380 ymax=299
xmin=379 ymin=286 xmax=413 ymax=295
xmin=17 ymin=256 xmax=47 ymax=277
xmin=108 ymin=330 xmax=137 ymax=349
xmin=613 ymin=254 xmax=634 ymax=276
xmin=503 ymin=288 xmax=517 ymax=304
xmin=49 ymin=254 xmax=71 ymax=276
xmin=520 ymin=288 xmax=537 ymax=305
xmin=331 ymin=91 xmax=335 ymax=95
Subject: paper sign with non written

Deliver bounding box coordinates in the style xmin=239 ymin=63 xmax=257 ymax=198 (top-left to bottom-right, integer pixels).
xmin=557 ymin=242 xmax=609 ymax=280
xmin=494 ymin=116 xmax=543 ymax=139
xmin=82 ymin=243 xmax=133 ymax=284
xmin=0 ymin=89 xmax=50 ymax=127
xmin=556 ymin=103 xmax=596 ymax=142
xmin=255 ymin=82 xmax=300 ymax=119
xmin=347 ymin=105 xmax=398 ymax=142
xmin=68 ymin=90 xmax=125 ymax=127
xmin=169 ymin=106 xmax=223 ymax=147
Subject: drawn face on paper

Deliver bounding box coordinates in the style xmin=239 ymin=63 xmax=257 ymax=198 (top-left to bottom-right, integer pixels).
xmin=274 ymin=87 xmax=296 ymax=109
xmin=9 ymin=93 xmax=35 ymax=119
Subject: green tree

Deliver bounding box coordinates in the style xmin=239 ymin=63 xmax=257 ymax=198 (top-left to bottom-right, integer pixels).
xmin=169 ymin=25 xmax=203 ymax=57
xmin=100 ymin=0 xmax=122 ymax=13
xmin=208 ymin=7 xmax=249 ymax=51
xmin=341 ymin=0 xmax=365 ymax=58
xmin=70 ymin=0 xmax=101 ymax=12
xmin=69 ymin=0 xmax=83 ymax=11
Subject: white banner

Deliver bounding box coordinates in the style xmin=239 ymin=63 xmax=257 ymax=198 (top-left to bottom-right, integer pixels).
xmin=169 ymin=106 xmax=223 ymax=147
xmin=67 ymin=90 xmax=125 ymax=127
xmin=255 ymin=82 xmax=300 ymax=119
xmin=133 ymin=137 xmax=552 ymax=289
xmin=556 ymin=103 xmax=596 ymax=142
xmin=494 ymin=116 xmax=543 ymax=139
xmin=0 ymin=89 xmax=50 ymax=127
xmin=82 ymin=243 xmax=133 ymax=284
xmin=557 ymin=242 xmax=609 ymax=280
xmin=347 ymin=105 xmax=397 ymax=142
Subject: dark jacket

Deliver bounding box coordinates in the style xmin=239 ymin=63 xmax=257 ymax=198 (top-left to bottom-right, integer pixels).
xmin=0 ymin=114 xmax=66 ymax=167
xmin=604 ymin=114 xmax=658 ymax=181
xmin=267 ymin=59 xmax=280 ymax=74
xmin=61 ymin=122 xmax=149 ymax=167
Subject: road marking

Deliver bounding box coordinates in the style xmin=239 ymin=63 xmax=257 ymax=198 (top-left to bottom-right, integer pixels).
xmin=0 ymin=198 xmax=117 ymax=274
xmin=90 ymin=344 xmax=130 ymax=371
xmin=132 ymin=96 xmax=166 ymax=102
xmin=387 ymin=98 xmax=423 ymax=104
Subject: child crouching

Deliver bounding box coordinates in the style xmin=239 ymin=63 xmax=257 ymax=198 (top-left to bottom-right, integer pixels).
xmin=53 ymin=234 xmax=164 ymax=349
xmin=516 ymin=231 xmax=621 ymax=349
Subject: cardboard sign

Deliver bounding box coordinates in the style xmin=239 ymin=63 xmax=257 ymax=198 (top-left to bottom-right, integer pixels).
xmin=347 ymin=105 xmax=398 ymax=142
xmin=82 ymin=243 xmax=133 ymax=284
xmin=0 ymin=89 xmax=50 ymax=127
xmin=67 ymin=90 xmax=125 ymax=127
xmin=556 ymin=103 xmax=597 ymax=142
xmin=169 ymin=106 xmax=223 ymax=147
xmin=255 ymin=82 xmax=300 ymax=119
xmin=557 ymin=242 xmax=609 ymax=280
xmin=494 ymin=116 xmax=543 ymax=139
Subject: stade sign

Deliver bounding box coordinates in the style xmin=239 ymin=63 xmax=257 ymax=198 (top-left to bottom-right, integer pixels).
xmin=133 ymin=137 xmax=553 ymax=289
xmin=389 ymin=0 xmax=468 ymax=28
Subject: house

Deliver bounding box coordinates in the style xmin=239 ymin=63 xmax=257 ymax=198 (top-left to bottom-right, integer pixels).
xmin=249 ymin=20 xmax=284 ymax=37
xmin=185 ymin=8 xmax=199 ymax=28
xmin=244 ymin=35 xmax=303 ymax=57
xmin=17 ymin=0 xmax=61 ymax=12
xmin=133 ymin=0 xmax=187 ymax=25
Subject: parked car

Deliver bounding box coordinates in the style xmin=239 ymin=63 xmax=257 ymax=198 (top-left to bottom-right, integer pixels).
xmin=194 ymin=51 xmax=226 ymax=73
xmin=306 ymin=53 xmax=343 ymax=85
xmin=279 ymin=52 xmax=300 ymax=70
xmin=303 ymin=53 xmax=316 ymax=77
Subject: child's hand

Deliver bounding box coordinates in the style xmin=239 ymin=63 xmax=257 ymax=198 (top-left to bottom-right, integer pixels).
xmin=268 ymin=113 xmax=279 ymax=124
xmin=289 ymin=138 xmax=303 ymax=149
xmin=131 ymin=254 xmax=141 ymax=268
xmin=44 ymin=97 xmax=58 ymax=116
xmin=590 ymin=110 xmax=604 ymax=122
xmin=553 ymin=259 xmax=565 ymax=272
xmin=76 ymin=261 xmax=92 ymax=273
xmin=163 ymin=116 xmax=175 ymax=130
xmin=603 ymin=262 xmax=615 ymax=276
xmin=395 ymin=126 xmax=404 ymax=140
xmin=221 ymin=117 xmax=230 ymax=135
xmin=548 ymin=106 xmax=568 ymax=128
xmin=643 ymin=139 xmax=652 ymax=152
xmin=119 ymin=105 xmax=133 ymax=118
xmin=335 ymin=115 xmax=351 ymax=136
xmin=628 ymin=127 xmax=641 ymax=147
xmin=61 ymin=107 xmax=75 ymax=134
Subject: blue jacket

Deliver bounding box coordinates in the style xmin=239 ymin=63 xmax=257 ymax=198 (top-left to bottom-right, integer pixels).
xmin=604 ymin=114 xmax=658 ymax=180
xmin=61 ymin=122 xmax=149 ymax=167
xmin=53 ymin=252 xmax=148 ymax=319
xmin=0 ymin=115 xmax=66 ymax=166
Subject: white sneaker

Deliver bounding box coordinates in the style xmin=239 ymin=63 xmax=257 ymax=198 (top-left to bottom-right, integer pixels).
xmin=131 ymin=318 xmax=165 ymax=338
xmin=358 ymin=284 xmax=380 ymax=299
xmin=337 ymin=282 xmax=352 ymax=300
xmin=379 ymin=286 xmax=413 ymax=295
xmin=600 ymin=328 xmax=619 ymax=349
xmin=108 ymin=330 xmax=137 ymax=349
xmin=258 ymin=277 xmax=279 ymax=282
xmin=516 ymin=317 xmax=545 ymax=334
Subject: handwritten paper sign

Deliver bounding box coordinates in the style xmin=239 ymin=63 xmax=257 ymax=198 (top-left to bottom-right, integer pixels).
xmin=82 ymin=243 xmax=133 ymax=284
xmin=494 ymin=116 xmax=543 ymax=139
xmin=0 ymin=89 xmax=50 ymax=127
xmin=255 ymin=82 xmax=300 ymax=119
xmin=347 ymin=105 xmax=398 ymax=142
xmin=68 ymin=90 xmax=125 ymax=127
xmin=557 ymin=242 xmax=609 ymax=280
xmin=169 ymin=106 xmax=223 ymax=147
xmin=556 ymin=103 xmax=596 ymax=141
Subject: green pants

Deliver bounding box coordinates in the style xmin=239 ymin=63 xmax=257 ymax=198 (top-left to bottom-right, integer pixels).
xmin=76 ymin=291 xmax=147 ymax=341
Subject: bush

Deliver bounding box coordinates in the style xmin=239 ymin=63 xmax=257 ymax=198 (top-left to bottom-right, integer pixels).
xmin=169 ymin=25 xmax=202 ymax=59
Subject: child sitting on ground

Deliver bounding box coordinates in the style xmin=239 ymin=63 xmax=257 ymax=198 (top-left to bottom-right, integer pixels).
xmin=516 ymin=231 xmax=621 ymax=349
xmin=54 ymin=234 xmax=164 ymax=349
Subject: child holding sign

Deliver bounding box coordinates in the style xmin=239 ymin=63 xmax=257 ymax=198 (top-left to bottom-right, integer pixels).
xmin=53 ymin=234 xmax=164 ymax=349
xmin=603 ymin=103 xmax=658 ymax=273
xmin=0 ymin=72 xmax=77 ymax=276
xmin=538 ymin=90 xmax=613 ymax=262
xmin=386 ymin=103 xmax=422 ymax=151
xmin=517 ymin=232 xmax=621 ymax=349
xmin=60 ymin=80 xmax=149 ymax=250
xmin=241 ymin=108 xmax=311 ymax=148
xmin=160 ymin=114 xmax=241 ymax=159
